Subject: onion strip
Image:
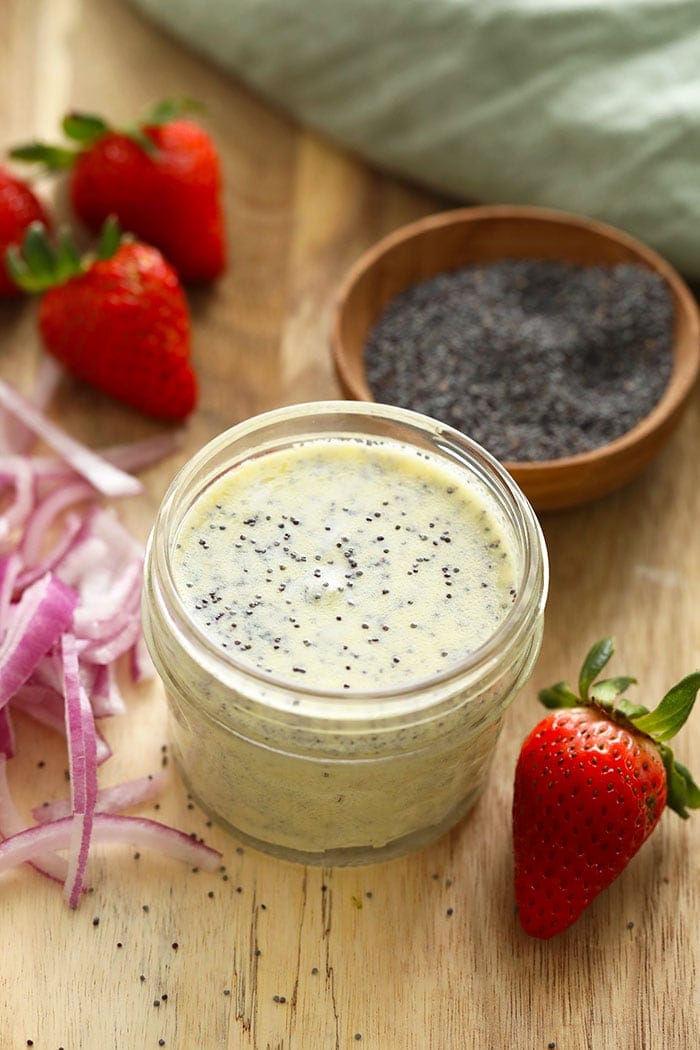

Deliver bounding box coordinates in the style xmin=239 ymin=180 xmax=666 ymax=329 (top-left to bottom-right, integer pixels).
xmin=0 ymin=574 xmax=77 ymax=708
xmin=33 ymin=771 xmax=167 ymax=824
xmin=61 ymin=633 xmax=98 ymax=907
xmin=0 ymin=379 xmax=142 ymax=498
xmin=0 ymin=813 xmax=221 ymax=875
xmin=0 ymin=755 xmax=67 ymax=883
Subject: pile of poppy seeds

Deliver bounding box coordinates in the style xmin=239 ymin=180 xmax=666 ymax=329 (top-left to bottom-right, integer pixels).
xmin=364 ymin=259 xmax=675 ymax=461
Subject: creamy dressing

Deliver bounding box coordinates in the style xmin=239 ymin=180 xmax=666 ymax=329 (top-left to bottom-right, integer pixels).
xmin=172 ymin=437 xmax=517 ymax=691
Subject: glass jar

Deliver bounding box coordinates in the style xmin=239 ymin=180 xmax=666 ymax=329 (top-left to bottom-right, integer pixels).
xmin=142 ymin=402 xmax=548 ymax=866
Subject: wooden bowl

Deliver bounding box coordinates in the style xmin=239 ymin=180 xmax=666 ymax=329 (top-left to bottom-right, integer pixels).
xmin=332 ymin=205 xmax=700 ymax=511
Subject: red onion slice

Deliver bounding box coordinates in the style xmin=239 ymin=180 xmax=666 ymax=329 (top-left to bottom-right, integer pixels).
xmin=81 ymin=663 xmax=126 ymax=718
xmin=0 ymin=755 xmax=67 ymax=883
xmin=8 ymin=683 xmax=114 ymax=767
xmin=101 ymin=430 xmax=186 ymax=472
xmin=0 ymin=456 xmax=36 ymax=548
xmin=0 ymin=379 xmax=142 ymax=498
xmin=0 ymin=813 xmax=222 ymax=876
xmin=61 ymin=633 xmax=98 ymax=908
xmin=0 ymin=388 xmax=220 ymax=904
xmin=0 ymin=553 xmax=21 ymax=626
xmin=0 ymin=574 xmax=78 ymax=708
xmin=32 ymin=771 xmax=167 ymax=824
xmin=20 ymin=480 xmax=96 ymax=565
xmin=0 ymin=357 xmax=62 ymax=455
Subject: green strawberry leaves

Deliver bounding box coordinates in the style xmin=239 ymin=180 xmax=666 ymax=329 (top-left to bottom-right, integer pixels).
xmin=538 ymin=681 xmax=580 ymax=709
xmin=578 ymin=637 xmax=614 ymax=700
xmin=632 ymin=672 xmax=700 ymax=742
xmin=9 ymin=142 xmax=78 ymax=171
xmin=8 ymin=99 xmax=203 ymax=171
xmin=62 ymin=112 xmax=111 ymax=146
xmin=142 ymin=98 xmax=203 ymax=126
xmin=538 ymin=639 xmax=700 ymax=820
xmin=6 ymin=218 xmax=124 ymax=293
xmin=659 ymin=746 xmax=700 ymax=818
xmin=5 ymin=223 xmax=80 ymax=293
xmin=633 ymin=671 xmax=700 ymax=818
xmin=96 ymin=215 xmax=122 ymax=260
xmin=540 ymin=640 xmax=641 ymax=713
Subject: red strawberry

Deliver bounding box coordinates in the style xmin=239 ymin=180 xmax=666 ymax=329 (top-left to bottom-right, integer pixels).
xmin=10 ymin=100 xmax=225 ymax=284
xmin=513 ymin=639 xmax=699 ymax=939
xmin=0 ymin=165 xmax=51 ymax=297
xmin=7 ymin=219 xmax=197 ymax=420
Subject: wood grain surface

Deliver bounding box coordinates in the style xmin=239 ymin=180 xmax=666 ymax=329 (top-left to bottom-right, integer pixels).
xmin=1 ymin=3 xmax=698 ymax=1048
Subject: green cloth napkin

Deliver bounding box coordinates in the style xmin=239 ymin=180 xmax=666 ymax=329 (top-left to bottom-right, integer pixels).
xmin=131 ymin=0 xmax=700 ymax=278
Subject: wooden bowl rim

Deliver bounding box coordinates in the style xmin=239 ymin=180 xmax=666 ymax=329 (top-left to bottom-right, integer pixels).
xmin=331 ymin=204 xmax=700 ymax=477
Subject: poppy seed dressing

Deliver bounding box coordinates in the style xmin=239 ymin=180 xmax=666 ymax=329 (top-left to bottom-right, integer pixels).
xmin=171 ymin=438 xmax=517 ymax=691
xmin=143 ymin=403 xmax=547 ymax=864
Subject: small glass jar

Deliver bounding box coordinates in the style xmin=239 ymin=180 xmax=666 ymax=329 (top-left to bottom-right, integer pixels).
xmin=142 ymin=402 xmax=548 ymax=866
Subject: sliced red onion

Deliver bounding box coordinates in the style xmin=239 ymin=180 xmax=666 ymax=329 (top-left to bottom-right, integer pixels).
xmin=61 ymin=633 xmax=98 ymax=908
xmin=15 ymin=512 xmax=84 ymax=592
xmin=78 ymin=616 xmax=142 ymax=665
xmin=32 ymin=771 xmax=167 ymax=824
xmin=0 ymin=357 xmax=62 ymax=455
xmin=27 ymin=431 xmax=184 ymax=488
xmin=0 ymin=553 xmax=21 ymax=626
xmin=101 ymin=430 xmax=185 ymax=472
xmin=0 ymin=755 xmax=67 ymax=883
xmin=12 ymin=680 xmax=112 ymax=765
xmin=20 ymin=479 xmax=96 ymax=565
xmin=0 ymin=574 xmax=77 ymax=708
xmin=0 ymin=813 xmax=221 ymax=877
xmin=72 ymin=559 xmax=142 ymax=640
xmin=81 ymin=662 xmax=126 ymax=718
xmin=0 ymin=379 xmax=142 ymax=498
xmin=0 ymin=456 xmax=35 ymax=549
xmin=0 ymin=390 xmax=219 ymax=904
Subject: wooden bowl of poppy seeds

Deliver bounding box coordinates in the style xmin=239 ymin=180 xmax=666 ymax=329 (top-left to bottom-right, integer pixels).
xmin=332 ymin=205 xmax=700 ymax=511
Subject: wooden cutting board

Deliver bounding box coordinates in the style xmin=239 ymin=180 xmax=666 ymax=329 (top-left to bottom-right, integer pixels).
xmin=1 ymin=3 xmax=698 ymax=1047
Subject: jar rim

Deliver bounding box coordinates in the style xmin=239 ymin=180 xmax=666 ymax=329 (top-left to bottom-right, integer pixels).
xmin=145 ymin=401 xmax=549 ymax=717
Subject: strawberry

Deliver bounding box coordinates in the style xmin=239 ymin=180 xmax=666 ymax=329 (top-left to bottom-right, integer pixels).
xmin=513 ymin=639 xmax=699 ymax=939
xmin=10 ymin=100 xmax=225 ymax=284
xmin=0 ymin=165 xmax=51 ymax=297
xmin=6 ymin=218 xmax=196 ymax=420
